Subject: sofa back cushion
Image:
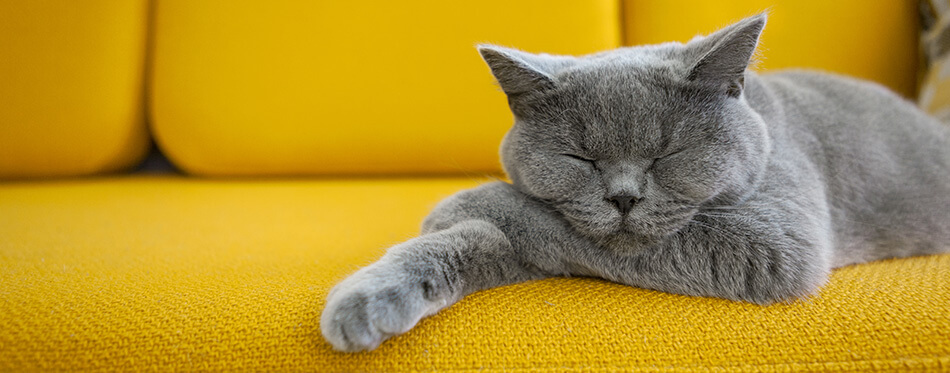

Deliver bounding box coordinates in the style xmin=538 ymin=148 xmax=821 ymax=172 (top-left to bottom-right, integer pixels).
xmin=0 ymin=1 xmax=150 ymax=179
xmin=150 ymin=1 xmax=621 ymax=176
xmin=623 ymin=1 xmax=919 ymax=98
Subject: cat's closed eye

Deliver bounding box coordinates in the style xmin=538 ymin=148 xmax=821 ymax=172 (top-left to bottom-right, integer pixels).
xmin=649 ymin=149 xmax=687 ymax=170
xmin=561 ymin=153 xmax=596 ymax=164
xmin=561 ymin=153 xmax=601 ymax=174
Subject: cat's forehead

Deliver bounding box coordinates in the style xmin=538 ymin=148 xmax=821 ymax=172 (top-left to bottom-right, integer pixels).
xmin=563 ymin=44 xmax=686 ymax=80
xmin=556 ymin=47 xmax=688 ymax=101
xmin=555 ymin=61 xmax=687 ymax=118
xmin=536 ymin=46 xmax=701 ymax=156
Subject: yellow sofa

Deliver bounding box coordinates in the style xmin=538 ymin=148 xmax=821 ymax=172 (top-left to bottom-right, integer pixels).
xmin=2 ymin=1 xmax=948 ymax=371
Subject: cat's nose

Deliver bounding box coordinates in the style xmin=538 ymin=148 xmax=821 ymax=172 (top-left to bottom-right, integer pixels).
xmin=608 ymin=194 xmax=641 ymax=215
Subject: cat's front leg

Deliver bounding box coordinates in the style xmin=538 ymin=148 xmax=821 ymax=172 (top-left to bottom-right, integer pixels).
xmin=321 ymin=182 xmax=586 ymax=351
xmin=320 ymin=219 xmax=540 ymax=352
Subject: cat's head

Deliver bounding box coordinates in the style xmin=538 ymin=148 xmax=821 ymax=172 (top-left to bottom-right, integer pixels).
xmin=479 ymin=14 xmax=772 ymax=251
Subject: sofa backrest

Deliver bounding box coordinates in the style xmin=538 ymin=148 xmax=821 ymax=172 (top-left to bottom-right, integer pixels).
xmin=624 ymin=1 xmax=919 ymax=98
xmin=148 ymin=0 xmax=622 ymax=176
xmin=0 ymin=1 xmax=150 ymax=179
xmin=0 ymin=1 xmax=921 ymax=178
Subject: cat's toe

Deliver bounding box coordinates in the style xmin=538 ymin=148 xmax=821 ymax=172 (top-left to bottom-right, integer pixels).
xmin=321 ymin=290 xmax=387 ymax=352
xmin=321 ymin=270 xmax=430 ymax=352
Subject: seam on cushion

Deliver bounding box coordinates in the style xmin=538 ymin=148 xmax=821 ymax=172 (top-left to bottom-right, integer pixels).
xmin=421 ymin=355 xmax=950 ymax=372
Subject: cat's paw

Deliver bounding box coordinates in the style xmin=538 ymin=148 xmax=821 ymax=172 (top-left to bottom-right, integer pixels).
xmin=320 ymin=264 xmax=449 ymax=352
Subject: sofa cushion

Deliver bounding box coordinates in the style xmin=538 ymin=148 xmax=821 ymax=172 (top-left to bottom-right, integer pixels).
xmin=149 ymin=1 xmax=621 ymax=176
xmin=1 ymin=177 xmax=948 ymax=370
xmin=0 ymin=1 xmax=150 ymax=179
xmin=623 ymin=0 xmax=920 ymax=98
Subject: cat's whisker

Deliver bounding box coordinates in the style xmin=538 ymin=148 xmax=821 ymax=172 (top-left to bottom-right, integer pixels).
xmin=686 ymin=220 xmax=740 ymax=240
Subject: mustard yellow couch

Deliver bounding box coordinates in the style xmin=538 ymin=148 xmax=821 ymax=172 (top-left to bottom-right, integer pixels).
xmin=2 ymin=1 xmax=948 ymax=371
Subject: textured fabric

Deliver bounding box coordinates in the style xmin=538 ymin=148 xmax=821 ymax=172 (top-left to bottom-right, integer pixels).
xmin=920 ymin=0 xmax=950 ymax=122
xmin=1 ymin=177 xmax=948 ymax=371
xmin=623 ymin=1 xmax=920 ymax=98
xmin=0 ymin=0 xmax=150 ymax=179
xmin=149 ymin=0 xmax=620 ymax=176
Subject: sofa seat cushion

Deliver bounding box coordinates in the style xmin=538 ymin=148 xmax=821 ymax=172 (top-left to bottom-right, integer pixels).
xmin=1 ymin=176 xmax=948 ymax=371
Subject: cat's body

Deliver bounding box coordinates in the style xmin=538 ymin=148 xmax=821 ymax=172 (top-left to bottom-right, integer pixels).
xmin=749 ymin=71 xmax=950 ymax=266
xmin=321 ymin=14 xmax=950 ymax=352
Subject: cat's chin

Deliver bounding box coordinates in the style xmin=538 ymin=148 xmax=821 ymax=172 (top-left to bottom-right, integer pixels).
xmin=557 ymin=205 xmax=691 ymax=252
xmin=594 ymin=230 xmax=664 ymax=255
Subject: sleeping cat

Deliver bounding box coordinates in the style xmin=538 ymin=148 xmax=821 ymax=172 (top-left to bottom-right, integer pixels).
xmin=321 ymin=14 xmax=950 ymax=352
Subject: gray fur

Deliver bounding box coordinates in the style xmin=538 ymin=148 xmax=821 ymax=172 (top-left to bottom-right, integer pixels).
xmin=321 ymin=13 xmax=950 ymax=352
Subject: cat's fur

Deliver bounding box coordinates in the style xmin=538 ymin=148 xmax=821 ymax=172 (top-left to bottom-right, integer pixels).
xmin=321 ymin=14 xmax=950 ymax=352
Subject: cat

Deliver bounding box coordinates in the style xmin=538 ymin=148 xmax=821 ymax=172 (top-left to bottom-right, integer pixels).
xmin=320 ymin=13 xmax=950 ymax=352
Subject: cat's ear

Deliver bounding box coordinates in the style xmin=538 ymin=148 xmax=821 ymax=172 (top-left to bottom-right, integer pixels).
xmin=686 ymin=13 xmax=767 ymax=97
xmin=477 ymin=45 xmax=559 ymax=96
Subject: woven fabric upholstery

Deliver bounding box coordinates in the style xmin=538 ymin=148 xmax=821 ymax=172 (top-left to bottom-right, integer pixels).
xmin=1 ymin=177 xmax=948 ymax=371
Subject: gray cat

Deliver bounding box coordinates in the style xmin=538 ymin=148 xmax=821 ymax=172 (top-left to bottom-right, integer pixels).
xmin=321 ymin=14 xmax=950 ymax=352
